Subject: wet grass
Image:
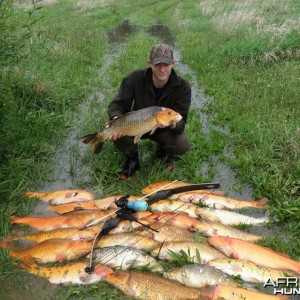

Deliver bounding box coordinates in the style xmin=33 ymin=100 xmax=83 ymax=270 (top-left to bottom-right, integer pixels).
xmin=1 ymin=0 xmax=299 ymax=298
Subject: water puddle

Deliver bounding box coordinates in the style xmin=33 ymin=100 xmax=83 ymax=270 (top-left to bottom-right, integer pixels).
xmin=146 ymin=20 xmax=176 ymax=46
xmin=107 ymin=20 xmax=139 ymax=44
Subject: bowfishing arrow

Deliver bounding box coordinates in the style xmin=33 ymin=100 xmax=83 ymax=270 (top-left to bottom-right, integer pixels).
xmin=84 ymin=180 xmax=220 ymax=273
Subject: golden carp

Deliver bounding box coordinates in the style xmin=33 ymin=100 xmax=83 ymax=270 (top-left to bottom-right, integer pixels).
xmin=200 ymin=285 xmax=289 ymax=300
xmin=48 ymin=195 xmax=143 ymax=214
xmin=82 ymin=106 xmax=182 ymax=154
xmin=151 ymin=241 xmax=225 ymax=263
xmin=3 ymin=227 xmax=99 ymax=244
xmin=24 ymin=189 xmax=95 ymax=205
xmin=141 ymin=180 xmax=224 ymax=196
xmin=149 ymin=199 xmax=200 ymax=218
xmin=20 ymin=261 xmax=112 ymax=284
xmin=137 ymin=223 xmax=197 ymax=243
xmin=144 ymin=212 xmax=201 ymax=232
xmin=144 ymin=212 xmax=262 ymax=242
xmin=0 ymin=239 xmax=92 ymax=263
xmin=208 ymin=236 xmax=300 ymax=274
xmin=150 ymin=199 xmax=269 ymax=226
xmin=176 ymin=192 xmax=268 ymax=210
xmin=96 ymin=233 xmax=159 ymax=251
xmin=104 ymin=270 xmax=202 ymax=300
xmin=195 ymin=207 xmax=269 ymax=226
xmin=10 ymin=215 xmax=85 ymax=231
xmin=208 ymin=258 xmax=297 ymax=284
xmin=91 ymin=245 xmax=163 ymax=272
xmin=62 ymin=209 xmax=116 ymax=225
xmin=193 ymin=220 xmax=262 ymax=242
xmin=164 ymin=264 xmax=239 ymax=288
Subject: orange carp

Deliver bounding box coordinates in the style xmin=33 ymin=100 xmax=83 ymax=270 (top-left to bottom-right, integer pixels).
xmin=144 ymin=212 xmax=262 ymax=242
xmin=141 ymin=180 xmax=224 ymax=196
xmin=96 ymin=232 xmax=159 ymax=251
xmin=20 ymin=261 xmax=112 ymax=284
xmin=82 ymin=106 xmax=182 ymax=154
xmin=10 ymin=215 xmax=85 ymax=231
xmin=208 ymin=236 xmax=300 ymax=274
xmin=104 ymin=270 xmax=202 ymax=300
xmin=3 ymin=227 xmax=99 ymax=244
xmin=0 ymin=239 xmax=92 ymax=263
xmin=175 ymin=192 xmax=268 ymax=210
xmin=24 ymin=189 xmax=95 ymax=205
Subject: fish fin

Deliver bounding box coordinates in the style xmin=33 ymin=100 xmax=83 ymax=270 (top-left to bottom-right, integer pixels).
xmin=23 ymin=192 xmax=37 ymax=199
xmin=0 ymin=240 xmax=14 ymax=249
xmin=18 ymin=255 xmax=38 ymax=269
xmin=81 ymin=133 xmax=104 ymax=154
xmin=149 ymin=126 xmax=158 ymax=135
xmin=253 ymin=197 xmax=268 ymax=208
xmin=134 ymin=135 xmax=142 ymax=143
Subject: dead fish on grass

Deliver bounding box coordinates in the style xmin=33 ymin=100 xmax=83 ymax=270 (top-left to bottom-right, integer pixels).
xmin=19 ymin=260 xmax=112 ymax=285
xmin=164 ymin=264 xmax=239 ymax=288
xmin=208 ymin=258 xmax=297 ymax=284
xmin=151 ymin=241 xmax=225 ymax=264
xmin=141 ymin=180 xmax=224 ymax=196
xmin=24 ymin=189 xmax=95 ymax=205
xmin=176 ymin=192 xmax=269 ymax=210
xmin=0 ymin=238 xmax=92 ymax=263
xmin=3 ymin=227 xmax=99 ymax=244
xmin=208 ymin=236 xmax=300 ymax=274
xmin=104 ymin=270 xmax=202 ymax=300
xmin=91 ymin=245 xmax=163 ymax=272
xmin=82 ymin=106 xmax=182 ymax=154
xmin=96 ymin=232 xmax=159 ymax=251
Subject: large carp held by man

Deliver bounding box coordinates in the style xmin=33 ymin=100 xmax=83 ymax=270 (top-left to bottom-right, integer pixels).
xmin=81 ymin=106 xmax=182 ymax=154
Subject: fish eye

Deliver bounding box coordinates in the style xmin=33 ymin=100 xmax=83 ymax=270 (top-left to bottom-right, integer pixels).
xmin=168 ymin=112 xmax=171 ymax=115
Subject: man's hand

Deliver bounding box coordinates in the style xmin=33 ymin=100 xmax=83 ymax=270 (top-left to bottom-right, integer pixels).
xmin=105 ymin=116 xmax=125 ymax=141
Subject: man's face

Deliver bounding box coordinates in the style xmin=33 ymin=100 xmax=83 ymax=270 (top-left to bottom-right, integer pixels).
xmin=148 ymin=61 xmax=175 ymax=83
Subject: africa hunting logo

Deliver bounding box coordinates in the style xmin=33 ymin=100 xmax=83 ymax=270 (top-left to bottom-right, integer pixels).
xmin=264 ymin=277 xmax=300 ymax=296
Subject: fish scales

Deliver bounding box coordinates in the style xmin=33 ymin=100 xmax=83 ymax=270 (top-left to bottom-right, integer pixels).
xmin=82 ymin=106 xmax=182 ymax=154
xmin=92 ymin=245 xmax=163 ymax=272
xmin=208 ymin=258 xmax=297 ymax=284
xmin=208 ymin=236 xmax=300 ymax=274
xmin=21 ymin=261 xmax=112 ymax=284
xmin=0 ymin=239 xmax=92 ymax=263
xmin=151 ymin=241 xmax=225 ymax=263
xmin=104 ymin=270 xmax=203 ymax=300
xmin=164 ymin=264 xmax=239 ymax=288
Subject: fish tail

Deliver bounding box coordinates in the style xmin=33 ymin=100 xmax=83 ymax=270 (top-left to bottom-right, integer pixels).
xmin=253 ymin=197 xmax=269 ymax=208
xmin=23 ymin=191 xmax=39 ymax=199
xmin=0 ymin=240 xmax=14 ymax=249
xmin=18 ymin=255 xmax=38 ymax=269
xmin=10 ymin=216 xmax=22 ymax=224
xmin=81 ymin=133 xmax=104 ymax=154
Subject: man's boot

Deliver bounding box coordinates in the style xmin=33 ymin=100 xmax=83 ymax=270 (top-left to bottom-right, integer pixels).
xmin=156 ymin=148 xmax=174 ymax=171
xmin=119 ymin=152 xmax=140 ymax=180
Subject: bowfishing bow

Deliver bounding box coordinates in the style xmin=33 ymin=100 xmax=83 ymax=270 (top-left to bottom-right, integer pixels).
xmin=84 ymin=180 xmax=220 ymax=274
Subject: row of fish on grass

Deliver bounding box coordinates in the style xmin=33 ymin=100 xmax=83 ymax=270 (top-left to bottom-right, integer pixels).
xmin=1 ymin=180 xmax=298 ymax=300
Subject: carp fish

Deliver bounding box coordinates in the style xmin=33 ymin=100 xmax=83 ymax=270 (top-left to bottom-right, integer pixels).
xmin=91 ymin=245 xmax=163 ymax=272
xmin=208 ymin=258 xmax=297 ymax=284
xmin=24 ymin=189 xmax=95 ymax=205
xmin=104 ymin=270 xmax=202 ymax=300
xmin=164 ymin=264 xmax=239 ymax=288
xmin=0 ymin=239 xmax=92 ymax=263
xmin=20 ymin=261 xmax=112 ymax=285
xmin=208 ymin=236 xmax=300 ymax=274
xmin=82 ymin=106 xmax=182 ymax=154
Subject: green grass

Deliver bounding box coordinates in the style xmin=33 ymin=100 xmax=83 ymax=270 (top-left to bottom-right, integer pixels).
xmin=1 ymin=0 xmax=300 ymax=298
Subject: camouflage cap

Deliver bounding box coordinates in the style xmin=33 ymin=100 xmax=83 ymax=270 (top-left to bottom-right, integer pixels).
xmin=150 ymin=44 xmax=174 ymax=65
